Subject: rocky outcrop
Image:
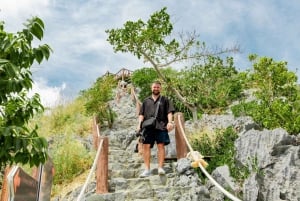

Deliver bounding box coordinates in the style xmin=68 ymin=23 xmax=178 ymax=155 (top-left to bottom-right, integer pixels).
xmin=236 ymin=128 xmax=300 ymax=201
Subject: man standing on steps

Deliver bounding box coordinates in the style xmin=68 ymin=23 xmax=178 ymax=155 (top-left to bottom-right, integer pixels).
xmin=137 ymin=81 xmax=175 ymax=178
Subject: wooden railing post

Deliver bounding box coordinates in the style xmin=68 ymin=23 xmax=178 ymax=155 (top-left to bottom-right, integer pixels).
xmin=96 ymin=137 xmax=109 ymax=194
xmin=174 ymin=112 xmax=188 ymax=159
xmin=0 ymin=167 xmax=11 ymax=201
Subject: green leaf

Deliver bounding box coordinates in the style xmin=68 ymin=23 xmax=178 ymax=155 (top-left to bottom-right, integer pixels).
xmin=34 ymin=48 xmax=44 ymax=63
xmin=40 ymin=44 xmax=52 ymax=60
xmin=0 ymin=59 xmax=9 ymax=65
xmin=31 ymin=21 xmax=44 ymax=40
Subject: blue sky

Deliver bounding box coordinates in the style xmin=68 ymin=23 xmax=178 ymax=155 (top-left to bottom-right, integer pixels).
xmin=1 ymin=0 xmax=299 ymax=107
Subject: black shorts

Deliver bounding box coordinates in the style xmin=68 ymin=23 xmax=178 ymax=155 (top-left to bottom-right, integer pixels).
xmin=142 ymin=129 xmax=170 ymax=148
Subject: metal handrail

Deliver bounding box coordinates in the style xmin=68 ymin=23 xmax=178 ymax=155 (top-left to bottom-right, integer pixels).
xmin=177 ymin=114 xmax=242 ymax=201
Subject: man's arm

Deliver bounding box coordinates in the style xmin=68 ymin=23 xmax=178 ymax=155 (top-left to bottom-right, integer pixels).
xmin=167 ymin=112 xmax=173 ymax=124
xmin=166 ymin=112 xmax=174 ymax=131
xmin=137 ymin=115 xmax=144 ymax=131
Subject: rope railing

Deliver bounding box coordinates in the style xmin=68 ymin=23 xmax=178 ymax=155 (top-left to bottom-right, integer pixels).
xmin=130 ymin=86 xmax=142 ymax=117
xmin=76 ymin=138 xmax=104 ymax=201
xmin=177 ymin=114 xmax=242 ymax=201
xmin=130 ymin=86 xmax=141 ymax=104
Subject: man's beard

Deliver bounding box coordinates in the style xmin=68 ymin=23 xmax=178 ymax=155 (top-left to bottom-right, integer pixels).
xmin=152 ymin=91 xmax=160 ymax=96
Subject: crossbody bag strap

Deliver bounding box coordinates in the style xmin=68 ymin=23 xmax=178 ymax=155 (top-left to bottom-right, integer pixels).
xmin=154 ymin=96 xmax=162 ymax=118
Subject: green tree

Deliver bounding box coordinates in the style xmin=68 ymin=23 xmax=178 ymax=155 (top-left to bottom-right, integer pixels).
xmin=131 ymin=67 xmax=159 ymax=100
xmin=232 ymin=55 xmax=300 ymax=134
xmin=178 ymin=56 xmax=242 ymax=113
xmin=0 ymin=17 xmax=52 ymax=168
xmin=81 ymin=74 xmax=117 ymax=128
xmin=106 ymin=7 xmax=239 ymax=120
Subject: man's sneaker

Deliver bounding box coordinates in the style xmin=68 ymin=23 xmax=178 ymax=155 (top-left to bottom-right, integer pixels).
xmin=158 ymin=167 xmax=165 ymax=175
xmin=139 ymin=169 xmax=151 ymax=178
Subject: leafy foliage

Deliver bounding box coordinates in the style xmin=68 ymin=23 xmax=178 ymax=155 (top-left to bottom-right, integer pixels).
xmin=106 ymin=7 xmax=239 ymax=121
xmin=191 ymin=127 xmax=249 ymax=183
xmin=231 ymin=55 xmax=300 ymax=134
xmin=106 ymin=7 xmax=177 ymax=62
xmin=0 ymin=17 xmax=52 ymax=168
xmin=178 ymin=56 xmax=243 ymax=114
xmin=81 ymin=75 xmax=117 ymax=128
xmin=131 ymin=67 xmax=159 ymax=100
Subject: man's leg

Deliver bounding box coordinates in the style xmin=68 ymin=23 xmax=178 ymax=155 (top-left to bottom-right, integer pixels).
xmin=157 ymin=143 xmax=165 ymax=168
xmin=157 ymin=143 xmax=166 ymax=175
xmin=140 ymin=143 xmax=152 ymax=177
xmin=143 ymin=144 xmax=151 ymax=170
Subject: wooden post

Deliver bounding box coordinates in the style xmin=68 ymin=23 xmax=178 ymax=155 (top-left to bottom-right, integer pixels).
xmin=32 ymin=159 xmax=54 ymax=201
xmin=174 ymin=112 xmax=188 ymax=159
xmin=0 ymin=167 xmax=11 ymax=201
xmin=96 ymin=137 xmax=109 ymax=194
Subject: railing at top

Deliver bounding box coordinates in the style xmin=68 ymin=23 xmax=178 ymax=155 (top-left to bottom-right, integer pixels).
xmin=114 ymin=68 xmax=133 ymax=81
xmin=104 ymin=68 xmax=133 ymax=81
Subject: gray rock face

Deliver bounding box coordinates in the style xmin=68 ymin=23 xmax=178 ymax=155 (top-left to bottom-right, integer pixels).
xmin=235 ymin=128 xmax=300 ymax=201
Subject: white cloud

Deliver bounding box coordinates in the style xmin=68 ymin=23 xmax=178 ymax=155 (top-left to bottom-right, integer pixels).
xmin=0 ymin=0 xmax=51 ymax=31
xmin=2 ymin=0 xmax=300 ymax=107
xmin=29 ymin=78 xmax=66 ymax=108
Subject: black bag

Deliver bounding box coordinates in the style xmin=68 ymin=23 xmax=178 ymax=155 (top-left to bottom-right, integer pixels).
xmin=141 ymin=96 xmax=161 ymax=129
xmin=141 ymin=117 xmax=156 ymax=129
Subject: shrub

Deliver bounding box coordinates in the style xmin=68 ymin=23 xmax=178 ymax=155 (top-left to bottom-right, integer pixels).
xmin=51 ymin=136 xmax=93 ymax=185
xmin=81 ymin=74 xmax=117 ymax=128
xmin=231 ymin=55 xmax=300 ymax=135
xmin=190 ymin=127 xmax=249 ymax=182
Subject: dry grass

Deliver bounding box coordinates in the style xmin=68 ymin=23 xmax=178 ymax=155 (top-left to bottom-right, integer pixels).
xmin=51 ymin=170 xmax=91 ymax=200
xmin=187 ymin=126 xmax=217 ymax=143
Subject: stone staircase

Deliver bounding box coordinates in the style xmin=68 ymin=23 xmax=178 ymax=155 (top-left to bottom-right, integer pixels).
xmin=81 ymin=89 xmax=209 ymax=201
xmin=60 ymin=90 xmax=210 ymax=201
xmin=85 ymin=139 xmax=183 ymax=201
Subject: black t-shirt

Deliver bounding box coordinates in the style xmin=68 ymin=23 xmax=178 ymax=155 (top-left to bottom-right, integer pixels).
xmin=139 ymin=95 xmax=175 ymax=130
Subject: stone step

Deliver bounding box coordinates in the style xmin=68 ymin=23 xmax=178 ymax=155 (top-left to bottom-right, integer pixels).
xmin=109 ymin=168 xmax=140 ymax=179
xmin=109 ymin=170 xmax=177 ymax=192
xmin=86 ymin=185 xmax=193 ymax=201
xmin=109 ymin=153 xmax=143 ymax=164
xmin=109 ymin=149 xmax=130 ymax=156
xmin=108 ymin=161 xmax=142 ymax=170
xmin=108 ymin=160 xmax=175 ymax=177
